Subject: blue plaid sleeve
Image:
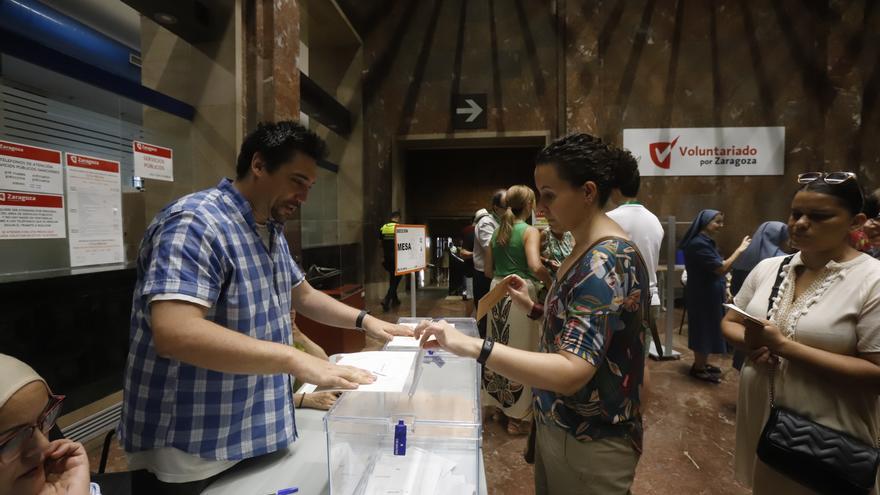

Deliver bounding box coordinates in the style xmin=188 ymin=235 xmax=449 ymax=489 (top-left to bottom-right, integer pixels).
xmin=290 ymin=255 xmax=305 ymax=288
xmin=559 ymin=245 xmax=627 ymax=367
xmin=141 ymin=211 xmax=228 ymax=305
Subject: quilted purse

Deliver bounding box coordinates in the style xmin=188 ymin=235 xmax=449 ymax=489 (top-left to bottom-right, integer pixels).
xmin=755 ymin=256 xmax=880 ymax=495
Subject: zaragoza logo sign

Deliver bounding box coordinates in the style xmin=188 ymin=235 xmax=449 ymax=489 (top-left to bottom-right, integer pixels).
xmin=624 ymin=127 xmax=785 ymax=177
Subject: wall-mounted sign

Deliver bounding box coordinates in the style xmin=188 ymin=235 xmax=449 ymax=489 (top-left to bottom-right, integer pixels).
xmin=0 ymin=140 xmax=65 ymax=239
xmin=452 ymin=93 xmax=487 ymax=130
xmin=0 ymin=140 xmax=63 ymax=194
xmin=623 ymin=127 xmax=785 ymax=177
xmin=0 ymin=191 xmax=65 ymax=239
xmin=65 ymin=153 xmax=124 ymax=267
xmin=133 ymin=140 xmax=174 ymax=182
xmin=394 ymin=224 xmax=427 ymax=276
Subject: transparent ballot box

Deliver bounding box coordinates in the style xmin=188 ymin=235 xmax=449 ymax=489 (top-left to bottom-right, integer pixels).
xmin=324 ymin=353 xmax=481 ymax=495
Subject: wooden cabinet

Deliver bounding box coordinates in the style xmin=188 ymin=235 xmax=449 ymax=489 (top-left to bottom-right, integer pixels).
xmin=295 ymin=283 xmax=366 ymax=356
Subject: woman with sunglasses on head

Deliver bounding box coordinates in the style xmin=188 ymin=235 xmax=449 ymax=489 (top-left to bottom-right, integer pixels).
xmin=0 ymin=354 xmax=93 ymax=495
xmin=722 ymin=172 xmax=880 ymax=494
xmin=680 ymin=210 xmax=751 ymax=383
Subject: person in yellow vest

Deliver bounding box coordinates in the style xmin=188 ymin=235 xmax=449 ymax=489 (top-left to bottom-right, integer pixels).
xmin=379 ymin=211 xmax=402 ymax=311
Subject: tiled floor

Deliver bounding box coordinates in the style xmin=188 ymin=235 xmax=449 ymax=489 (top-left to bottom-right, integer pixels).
xmin=90 ymin=288 xmax=749 ymax=495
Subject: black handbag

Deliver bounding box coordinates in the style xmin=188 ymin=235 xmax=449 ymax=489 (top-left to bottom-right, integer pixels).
xmin=755 ymin=255 xmax=880 ymax=495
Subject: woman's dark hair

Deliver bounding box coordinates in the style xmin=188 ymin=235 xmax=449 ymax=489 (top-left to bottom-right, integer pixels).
xmin=863 ymin=188 xmax=880 ymax=219
xmin=236 ymin=121 xmax=327 ymax=179
xmin=535 ymin=133 xmax=639 ymax=207
xmin=799 ymin=176 xmax=864 ymax=216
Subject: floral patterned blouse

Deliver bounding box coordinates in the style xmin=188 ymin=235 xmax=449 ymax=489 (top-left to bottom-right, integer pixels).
xmin=534 ymin=238 xmax=651 ymax=452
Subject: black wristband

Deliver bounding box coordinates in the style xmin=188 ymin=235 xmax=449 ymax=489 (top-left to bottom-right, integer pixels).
xmin=477 ymin=339 xmax=495 ymax=365
xmin=355 ymin=309 xmax=368 ymax=329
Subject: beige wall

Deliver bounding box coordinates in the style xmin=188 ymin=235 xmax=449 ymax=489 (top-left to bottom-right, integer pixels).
xmin=131 ymin=12 xmax=241 ymax=248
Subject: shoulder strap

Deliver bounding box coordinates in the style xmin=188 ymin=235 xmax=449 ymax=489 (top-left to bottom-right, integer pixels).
xmin=767 ymin=254 xmax=795 ymax=408
xmin=767 ymin=254 xmax=795 ymax=319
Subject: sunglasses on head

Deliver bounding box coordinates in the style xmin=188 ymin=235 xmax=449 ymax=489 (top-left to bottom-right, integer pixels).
xmin=0 ymin=394 xmax=64 ymax=464
xmin=797 ymin=171 xmax=857 ymax=185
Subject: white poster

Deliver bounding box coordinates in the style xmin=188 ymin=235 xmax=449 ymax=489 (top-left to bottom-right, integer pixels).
xmin=0 ymin=140 xmax=63 ymax=194
xmin=623 ymin=127 xmax=785 ymax=177
xmin=395 ymin=225 xmax=427 ymax=275
xmin=65 ymin=153 xmax=124 ymax=267
xmin=0 ymin=191 xmax=65 ymax=239
xmin=133 ymin=140 xmax=174 ymax=182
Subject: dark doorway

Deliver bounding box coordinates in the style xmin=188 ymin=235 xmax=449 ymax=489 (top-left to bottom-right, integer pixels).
xmin=404 ymin=146 xmax=540 ymax=291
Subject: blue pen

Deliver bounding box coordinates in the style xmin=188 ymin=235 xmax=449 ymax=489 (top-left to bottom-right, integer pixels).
xmin=266 ymin=488 xmax=298 ymax=495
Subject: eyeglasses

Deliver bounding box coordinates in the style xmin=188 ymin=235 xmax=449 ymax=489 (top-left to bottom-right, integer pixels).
xmin=0 ymin=394 xmax=64 ymax=463
xmin=797 ymin=171 xmax=857 ymax=185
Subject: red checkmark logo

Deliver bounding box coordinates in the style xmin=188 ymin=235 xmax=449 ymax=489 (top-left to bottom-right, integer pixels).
xmin=649 ymin=136 xmax=679 ymax=169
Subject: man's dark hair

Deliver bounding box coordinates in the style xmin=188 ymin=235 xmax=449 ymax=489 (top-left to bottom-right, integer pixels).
xmin=616 ymin=149 xmax=641 ymax=198
xmin=491 ymin=189 xmax=506 ymax=209
xmin=535 ymin=133 xmax=638 ymax=207
xmin=390 ymin=211 xmax=401 ymax=220
xmin=236 ymin=121 xmax=328 ymax=179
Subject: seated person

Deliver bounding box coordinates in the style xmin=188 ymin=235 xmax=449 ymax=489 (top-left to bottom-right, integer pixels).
xmin=0 ymin=354 xmax=94 ymax=495
xmin=291 ymin=311 xmax=340 ymax=411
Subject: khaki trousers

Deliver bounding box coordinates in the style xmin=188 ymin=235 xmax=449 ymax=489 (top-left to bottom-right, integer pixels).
xmin=534 ymin=422 xmax=639 ymax=495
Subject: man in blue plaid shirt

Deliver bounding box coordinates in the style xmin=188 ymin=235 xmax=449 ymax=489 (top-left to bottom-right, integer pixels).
xmin=119 ymin=121 xmax=412 ymax=493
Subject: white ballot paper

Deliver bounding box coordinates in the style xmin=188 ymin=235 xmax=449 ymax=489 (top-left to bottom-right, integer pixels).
xmin=315 ymin=351 xmax=417 ymax=393
xmin=363 ymin=448 xmax=476 ymax=495
xmin=386 ymin=322 xmax=450 ymax=349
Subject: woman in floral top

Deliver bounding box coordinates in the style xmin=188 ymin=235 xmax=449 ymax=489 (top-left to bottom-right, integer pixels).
xmin=414 ymin=134 xmax=650 ymax=495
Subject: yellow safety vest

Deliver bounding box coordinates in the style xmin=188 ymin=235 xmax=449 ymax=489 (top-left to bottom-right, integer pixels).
xmin=380 ymin=222 xmax=397 ymax=240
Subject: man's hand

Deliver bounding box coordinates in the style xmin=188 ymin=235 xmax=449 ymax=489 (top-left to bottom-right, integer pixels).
xmin=362 ymin=316 xmax=414 ymax=343
xmin=39 ymin=440 xmax=91 ymax=495
xmin=290 ymin=350 xmax=375 ymax=389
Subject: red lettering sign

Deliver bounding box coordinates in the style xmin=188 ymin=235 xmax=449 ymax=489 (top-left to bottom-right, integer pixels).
xmin=0 ymin=191 xmax=63 ymax=208
xmin=0 ymin=140 xmax=61 ymax=164
xmin=133 ymin=141 xmax=172 ymax=159
xmin=66 ymin=153 xmax=119 ymax=174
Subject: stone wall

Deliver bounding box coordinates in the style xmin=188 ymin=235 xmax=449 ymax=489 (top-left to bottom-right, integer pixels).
xmin=356 ymin=0 xmax=880 ymax=288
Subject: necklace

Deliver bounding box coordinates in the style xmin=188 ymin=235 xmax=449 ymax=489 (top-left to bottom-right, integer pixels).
xmin=769 ymin=260 xmax=847 ymax=340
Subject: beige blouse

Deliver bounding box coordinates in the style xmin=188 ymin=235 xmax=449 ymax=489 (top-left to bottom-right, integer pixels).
xmin=733 ymin=252 xmax=880 ymax=494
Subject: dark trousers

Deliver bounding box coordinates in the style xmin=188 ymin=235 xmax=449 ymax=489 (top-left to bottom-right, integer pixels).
xmin=472 ymin=269 xmax=491 ymax=338
xmin=384 ymin=270 xmax=402 ymax=305
xmin=91 ymin=468 xmax=221 ymax=495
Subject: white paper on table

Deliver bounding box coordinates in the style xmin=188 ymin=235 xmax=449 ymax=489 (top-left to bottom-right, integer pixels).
xmin=362 ymin=447 xmax=471 ymax=495
xmin=315 ymin=351 xmax=416 ymax=393
xmin=387 ymin=335 xmax=437 ymax=349
xmin=400 ymin=322 xmax=456 ymax=330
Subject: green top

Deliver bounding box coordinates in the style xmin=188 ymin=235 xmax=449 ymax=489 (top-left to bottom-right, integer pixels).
xmin=491 ymin=221 xmax=536 ymax=281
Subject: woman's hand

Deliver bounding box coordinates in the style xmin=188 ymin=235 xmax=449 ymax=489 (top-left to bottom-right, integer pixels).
xmin=742 ymin=318 xmax=768 ymax=349
xmin=39 ymin=439 xmax=91 ymax=495
xmin=752 ymin=322 xmax=788 ymax=353
xmin=300 ymin=392 xmax=340 ymax=410
xmin=413 ymin=320 xmax=482 ymax=359
xmin=736 ymin=236 xmax=752 ymax=254
xmin=747 ymin=346 xmax=777 ymax=366
xmin=503 ymin=275 xmax=534 ymax=312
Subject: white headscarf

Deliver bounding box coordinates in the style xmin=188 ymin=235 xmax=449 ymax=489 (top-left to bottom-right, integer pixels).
xmin=0 ymin=354 xmax=48 ymax=409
